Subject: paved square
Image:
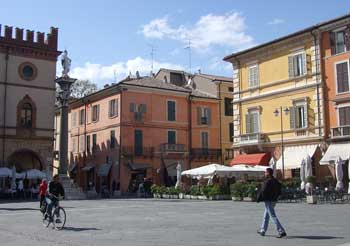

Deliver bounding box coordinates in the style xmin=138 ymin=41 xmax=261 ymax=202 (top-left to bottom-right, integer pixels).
xmin=0 ymin=199 xmax=349 ymax=246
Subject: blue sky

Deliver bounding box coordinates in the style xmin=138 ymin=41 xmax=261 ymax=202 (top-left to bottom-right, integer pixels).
xmin=1 ymin=0 xmax=349 ymax=86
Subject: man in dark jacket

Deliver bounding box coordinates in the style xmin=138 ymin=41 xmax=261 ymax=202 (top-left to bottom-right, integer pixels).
xmin=46 ymin=174 xmax=65 ymax=222
xmin=257 ymin=168 xmax=286 ymax=238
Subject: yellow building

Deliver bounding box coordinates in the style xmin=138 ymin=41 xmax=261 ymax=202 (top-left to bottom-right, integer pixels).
xmin=224 ymin=28 xmax=326 ymax=179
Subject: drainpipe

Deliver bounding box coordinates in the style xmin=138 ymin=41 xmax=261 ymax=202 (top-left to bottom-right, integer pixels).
xmin=1 ymin=47 xmax=9 ymax=165
xmin=188 ymin=94 xmax=192 ymax=169
xmin=311 ymin=30 xmax=322 ymax=137
xmin=218 ymin=82 xmax=223 ymax=165
xmin=118 ymin=88 xmax=126 ymax=192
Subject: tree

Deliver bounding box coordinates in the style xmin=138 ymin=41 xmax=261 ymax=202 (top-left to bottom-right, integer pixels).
xmin=69 ymin=80 xmax=98 ymax=99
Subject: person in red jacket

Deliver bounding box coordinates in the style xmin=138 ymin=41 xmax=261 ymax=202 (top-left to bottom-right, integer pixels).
xmin=39 ymin=179 xmax=48 ymax=209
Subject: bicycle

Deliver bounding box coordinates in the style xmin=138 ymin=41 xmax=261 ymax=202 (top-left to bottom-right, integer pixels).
xmin=41 ymin=195 xmax=66 ymax=230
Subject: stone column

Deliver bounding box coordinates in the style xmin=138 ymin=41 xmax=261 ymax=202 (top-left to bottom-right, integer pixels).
xmin=55 ymin=76 xmax=76 ymax=175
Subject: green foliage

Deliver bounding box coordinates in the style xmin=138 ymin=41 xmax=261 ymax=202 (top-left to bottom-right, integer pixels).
xmin=306 ymin=176 xmax=317 ymax=185
xmin=150 ymin=184 xmax=159 ymax=194
xmin=324 ymin=176 xmax=334 ymax=186
xmin=158 ymin=186 xmax=168 ymax=194
xmin=282 ymin=178 xmax=301 ymax=189
xmin=230 ymin=182 xmax=246 ymax=198
xmin=168 ymin=186 xmax=180 ymax=195
xmin=190 ymin=185 xmax=202 ymax=196
xmin=245 ymin=183 xmax=258 ymax=200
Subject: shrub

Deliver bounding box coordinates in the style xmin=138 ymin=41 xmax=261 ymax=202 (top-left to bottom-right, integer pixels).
xmin=324 ymin=176 xmax=334 ymax=186
xmin=150 ymin=184 xmax=159 ymax=194
xmin=168 ymin=186 xmax=180 ymax=195
xmin=190 ymin=185 xmax=202 ymax=196
xmin=306 ymin=176 xmax=317 ymax=186
xmin=245 ymin=183 xmax=258 ymax=200
xmin=230 ymin=182 xmax=246 ymax=198
xmin=158 ymin=186 xmax=168 ymax=194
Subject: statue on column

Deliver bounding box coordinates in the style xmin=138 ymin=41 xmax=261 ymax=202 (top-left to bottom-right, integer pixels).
xmin=61 ymin=50 xmax=71 ymax=78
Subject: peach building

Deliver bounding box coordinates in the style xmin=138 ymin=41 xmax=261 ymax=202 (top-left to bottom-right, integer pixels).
xmin=55 ymin=76 xmax=220 ymax=193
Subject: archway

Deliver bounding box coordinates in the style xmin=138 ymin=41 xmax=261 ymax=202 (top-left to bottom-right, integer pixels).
xmin=7 ymin=149 xmax=44 ymax=172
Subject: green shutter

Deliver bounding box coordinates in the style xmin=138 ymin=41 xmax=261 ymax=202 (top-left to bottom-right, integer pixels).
xmin=345 ymin=25 xmax=350 ymax=52
xmin=302 ymin=53 xmax=307 ymax=75
xmin=303 ymin=104 xmax=308 ymax=128
xmin=245 ymin=114 xmax=251 ymax=134
xmin=330 ymin=31 xmax=336 ymax=55
xmin=116 ymin=99 xmax=119 ymax=117
xmin=252 ymin=113 xmax=259 ymax=133
xmin=197 ymin=107 xmax=202 ymax=125
xmin=288 ymin=56 xmax=294 ymax=78
xmin=130 ymin=103 xmax=135 ymax=112
xmin=289 ymin=107 xmax=296 ymax=129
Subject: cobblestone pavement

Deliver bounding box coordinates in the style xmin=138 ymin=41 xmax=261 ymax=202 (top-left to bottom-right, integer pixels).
xmin=0 ymin=199 xmax=349 ymax=246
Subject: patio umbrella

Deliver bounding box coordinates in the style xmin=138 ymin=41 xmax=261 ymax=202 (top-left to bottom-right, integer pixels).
xmin=300 ymin=158 xmax=306 ymax=190
xmin=335 ymin=157 xmax=344 ymax=191
xmin=11 ymin=166 xmax=17 ymax=191
xmin=0 ymin=167 xmax=11 ymax=178
xmin=175 ymin=162 xmax=182 ymax=188
xmin=304 ymin=154 xmax=313 ymax=194
xmin=25 ymin=169 xmax=47 ymax=179
xmin=269 ymin=157 xmax=276 ymax=177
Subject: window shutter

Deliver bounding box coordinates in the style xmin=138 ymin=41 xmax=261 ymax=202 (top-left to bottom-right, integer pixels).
xmin=116 ymin=99 xmax=119 ymax=117
xmin=306 ymin=54 xmax=312 ymax=74
xmin=197 ymin=107 xmax=202 ymax=125
xmin=343 ymin=63 xmax=349 ymax=92
xmin=245 ymin=114 xmax=251 ymax=134
xmin=302 ymin=53 xmax=307 ymax=75
xmin=256 ymin=65 xmax=260 ymax=87
xmin=130 ymin=103 xmax=135 ymax=112
xmin=252 ymin=113 xmax=259 ymax=133
xmin=97 ymin=105 xmax=100 ymax=121
xmin=303 ymin=104 xmax=308 ymax=128
xmin=207 ymin=108 xmax=212 ymax=125
xmin=289 ymin=107 xmax=296 ymax=129
xmin=139 ymin=104 xmax=147 ymax=113
xmin=345 ymin=25 xmax=350 ymax=52
xmin=330 ymin=31 xmax=336 ymax=55
xmin=288 ymin=56 xmax=295 ymax=78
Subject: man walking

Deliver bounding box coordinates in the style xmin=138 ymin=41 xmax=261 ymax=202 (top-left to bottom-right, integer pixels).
xmin=257 ymin=168 xmax=287 ymax=238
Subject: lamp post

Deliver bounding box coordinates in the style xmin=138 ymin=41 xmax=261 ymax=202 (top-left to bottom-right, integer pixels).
xmin=273 ymin=107 xmax=290 ymax=180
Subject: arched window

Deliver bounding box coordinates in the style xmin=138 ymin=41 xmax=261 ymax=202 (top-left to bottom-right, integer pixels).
xmin=20 ymin=103 xmax=33 ymax=127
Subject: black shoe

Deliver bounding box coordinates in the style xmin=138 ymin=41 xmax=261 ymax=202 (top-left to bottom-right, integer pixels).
xmin=276 ymin=232 xmax=287 ymax=238
xmin=257 ymin=230 xmax=265 ymax=236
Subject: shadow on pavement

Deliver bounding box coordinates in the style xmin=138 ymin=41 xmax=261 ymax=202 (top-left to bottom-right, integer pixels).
xmin=0 ymin=208 xmax=39 ymax=211
xmin=287 ymin=235 xmax=344 ymax=240
xmin=63 ymin=227 xmax=101 ymax=232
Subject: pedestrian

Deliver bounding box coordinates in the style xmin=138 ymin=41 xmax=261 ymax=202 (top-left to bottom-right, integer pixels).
xmin=39 ymin=179 xmax=48 ymax=208
xmin=18 ymin=179 xmax=24 ymax=199
xmin=257 ymin=168 xmax=287 ymax=238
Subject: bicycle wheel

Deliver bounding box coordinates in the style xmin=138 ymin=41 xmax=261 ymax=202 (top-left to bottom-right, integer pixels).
xmin=42 ymin=212 xmax=51 ymax=228
xmin=52 ymin=207 xmax=66 ymax=230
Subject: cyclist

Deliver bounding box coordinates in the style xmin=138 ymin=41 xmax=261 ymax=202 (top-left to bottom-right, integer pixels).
xmin=45 ymin=174 xmax=65 ymax=223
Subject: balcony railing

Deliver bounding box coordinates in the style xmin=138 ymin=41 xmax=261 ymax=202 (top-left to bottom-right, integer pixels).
xmin=160 ymin=143 xmax=186 ymax=152
xmin=191 ymin=148 xmax=221 ymax=160
xmin=122 ymin=146 xmax=155 ymax=158
xmin=235 ymin=133 xmax=265 ymax=145
xmin=331 ymin=125 xmax=350 ymax=138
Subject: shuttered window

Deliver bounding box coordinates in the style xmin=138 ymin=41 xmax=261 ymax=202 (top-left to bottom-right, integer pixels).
xmin=245 ymin=110 xmax=259 ymax=134
xmin=79 ymin=109 xmax=85 ymax=125
xmin=201 ymin=132 xmax=209 ymax=149
xmin=336 ymin=61 xmax=349 ymax=94
xmin=167 ymin=101 xmax=176 ymax=121
xmin=110 ymin=130 xmax=116 ymax=149
xmin=339 ymin=107 xmax=350 ymax=126
xmin=290 ymin=102 xmax=308 ymax=129
xmin=134 ymin=130 xmax=143 ymax=155
xmin=224 ymin=98 xmax=233 ymax=116
xmin=92 ymin=134 xmax=97 ymax=151
xmin=288 ymin=52 xmax=307 ymax=78
xmin=71 ymin=112 xmax=77 ymax=127
xmin=79 ymin=135 xmax=85 ymax=152
xmin=92 ymin=105 xmax=100 ymax=122
xmin=86 ymin=135 xmax=91 ymax=152
xmin=197 ymin=107 xmax=211 ymax=125
xmin=109 ymin=99 xmax=118 ymax=117
xmin=167 ymin=130 xmax=176 ymax=145
xmin=229 ymin=123 xmax=234 ymax=142
xmin=248 ymin=64 xmax=259 ymax=88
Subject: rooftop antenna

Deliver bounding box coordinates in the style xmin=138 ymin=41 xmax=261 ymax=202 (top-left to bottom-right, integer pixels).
xmin=149 ymin=44 xmax=156 ymax=73
xmin=113 ymin=69 xmax=117 ymax=83
xmin=184 ymin=38 xmax=192 ymax=73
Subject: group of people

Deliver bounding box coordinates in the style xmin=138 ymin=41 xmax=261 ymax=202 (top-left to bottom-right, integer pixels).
xmin=39 ymin=174 xmax=65 ymax=222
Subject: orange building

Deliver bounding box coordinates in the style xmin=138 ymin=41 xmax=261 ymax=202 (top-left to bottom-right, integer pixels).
xmin=56 ymin=76 xmax=220 ymax=193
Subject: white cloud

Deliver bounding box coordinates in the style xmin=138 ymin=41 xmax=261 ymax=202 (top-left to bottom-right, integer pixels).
xmin=69 ymin=57 xmax=184 ymax=87
xmin=208 ymin=57 xmax=232 ymax=73
xmin=141 ymin=12 xmax=254 ymax=51
xmin=268 ymin=18 xmax=285 ymax=25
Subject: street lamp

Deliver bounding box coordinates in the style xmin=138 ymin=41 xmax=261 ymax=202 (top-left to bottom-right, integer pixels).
xmin=273 ymin=107 xmax=290 ymax=179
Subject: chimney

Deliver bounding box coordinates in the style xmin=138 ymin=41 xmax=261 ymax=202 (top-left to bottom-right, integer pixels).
xmin=4 ymin=26 xmax=13 ymax=40
xmin=136 ymin=71 xmax=140 ymax=79
xmin=198 ymin=69 xmax=201 ymax=74
xmin=15 ymin=28 xmax=23 ymax=41
xmin=26 ymin=30 xmax=34 ymax=42
xmin=36 ymin=32 xmax=45 ymax=44
xmin=104 ymin=84 xmax=109 ymax=88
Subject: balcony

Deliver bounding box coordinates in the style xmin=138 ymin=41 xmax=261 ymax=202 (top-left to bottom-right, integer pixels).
xmin=235 ymin=133 xmax=265 ymax=145
xmin=191 ymin=148 xmax=221 ymax=160
xmin=160 ymin=143 xmax=186 ymax=153
xmin=331 ymin=125 xmax=350 ymax=139
xmin=122 ymin=146 xmax=155 ymax=158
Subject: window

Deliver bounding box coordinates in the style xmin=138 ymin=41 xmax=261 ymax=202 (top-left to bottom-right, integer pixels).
xmin=79 ymin=135 xmax=85 ymax=152
xmin=86 ymin=135 xmax=91 ymax=152
xmin=167 ymin=130 xmax=176 ymax=145
xmin=338 ymin=106 xmax=350 ymax=128
xmin=245 ymin=109 xmax=260 ymax=133
xmin=288 ymin=52 xmax=307 ymax=78
xmin=201 ymin=132 xmax=209 ymax=149
xmin=79 ymin=109 xmax=85 ymax=125
xmin=92 ymin=134 xmax=97 ymax=151
xmin=92 ymin=105 xmax=100 ymax=122
xmin=224 ymin=98 xmax=233 ymax=116
xmin=248 ymin=64 xmax=259 ymax=88
xmin=228 ymin=87 xmax=234 ymax=92
xmin=18 ymin=62 xmax=37 ymax=81
xmin=198 ymin=107 xmax=211 ymax=125
xmin=134 ymin=130 xmax=143 ymax=155
xmin=130 ymin=103 xmax=146 ymax=122
xmin=170 ymin=72 xmax=184 ymax=86
xmin=20 ymin=103 xmax=32 ymax=127
xmin=229 ymin=123 xmax=234 ymax=142
xmin=109 ymin=99 xmax=118 ymax=117
xmin=71 ymin=112 xmax=77 ymax=127
xmin=110 ymin=130 xmax=116 ymax=149
xmin=72 ymin=138 xmax=77 ymax=153
xmin=330 ymin=28 xmax=348 ymax=55
xmin=335 ymin=61 xmax=350 ymax=94
xmin=290 ymin=101 xmax=308 ymax=129
xmin=167 ymin=100 xmax=176 ymax=121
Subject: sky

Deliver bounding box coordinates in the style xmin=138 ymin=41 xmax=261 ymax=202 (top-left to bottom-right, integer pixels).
xmin=1 ymin=0 xmax=349 ymax=87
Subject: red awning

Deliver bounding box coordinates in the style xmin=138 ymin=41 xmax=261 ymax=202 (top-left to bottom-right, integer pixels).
xmin=230 ymin=153 xmax=271 ymax=166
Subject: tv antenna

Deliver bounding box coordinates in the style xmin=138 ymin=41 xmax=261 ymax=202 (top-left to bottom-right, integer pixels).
xmin=184 ymin=38 xmax=192 ymax=73
xmin=149 ymin=44 xmax=156 ymax=73
xmin=113 ymin=69 xmax=117 ymax=83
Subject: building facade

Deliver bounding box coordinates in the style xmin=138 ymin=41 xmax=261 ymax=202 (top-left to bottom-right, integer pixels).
xmin=0 ymin=25 xmax=60 ymax=175
xmin=54 ymin=76 xmax=220 ymax=193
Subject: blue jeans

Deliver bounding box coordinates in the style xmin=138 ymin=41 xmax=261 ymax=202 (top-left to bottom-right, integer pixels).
xmin=260 ymin=201 xmax=285 ymax=233
xmin=45 ymin=197 xmax=58 ymax=217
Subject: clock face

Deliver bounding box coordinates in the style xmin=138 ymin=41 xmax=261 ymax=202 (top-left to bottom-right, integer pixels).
xmin=19 ymin=62 xmax=37 ymax=81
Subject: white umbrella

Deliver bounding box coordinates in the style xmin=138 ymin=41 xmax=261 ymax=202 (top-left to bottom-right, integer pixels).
xmin=0 ymin=167 xmax=12 ymax=178
xmin=269 ymin=157 xmax=276 ymax=177
xmin=26 ymin=169 xmax=47 ymax=179
xmin=304 ymin=155 xmax=313 ymax=194
xmin=335 ymin=157 xmax=344 ymax=191
xmin=11 ymin=166 xmax=17 ymax=191
xmin=300 ymin=158 xmax=306 ymax=190
xmin=175 ymin=162 xmax=182 ymax=188
xmin=181 ymin=164 xmax=236 ymax=179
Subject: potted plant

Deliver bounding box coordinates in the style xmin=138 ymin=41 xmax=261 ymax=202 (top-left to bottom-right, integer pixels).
xmin=243 ymin=183 xmax=258 ymax=202
xmin=151 ymin=184 xmax=160 ymax=198
xmin=306 ymin=176 xmax=317 ymax=204
xmin=159 ymin=186 xmax=169 ymax=199
xmin=168 ymin=186 xmax=180 ymax=199
xmin=190 ymin=185 xmax=201 ymax=199
xmin=230 ymin=182 xmax=245 ymax=201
